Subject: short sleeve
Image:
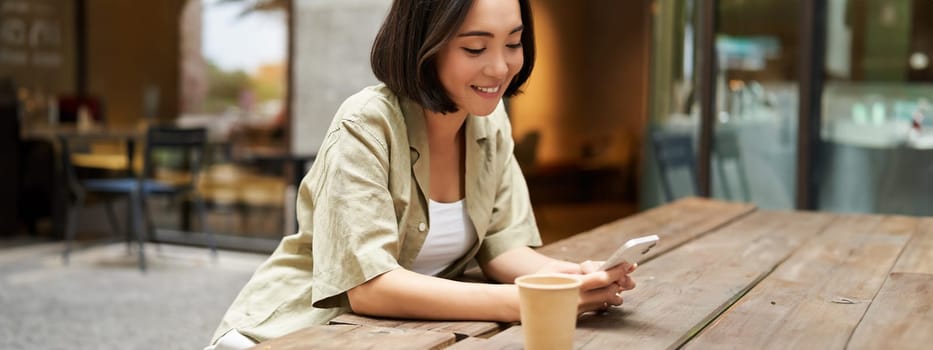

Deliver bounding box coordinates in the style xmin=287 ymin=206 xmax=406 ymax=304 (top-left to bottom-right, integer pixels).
xmin=305 ymin=117 xmax=402 ymax=309
xmin=475 ymin=114 xmax=543 ymax=265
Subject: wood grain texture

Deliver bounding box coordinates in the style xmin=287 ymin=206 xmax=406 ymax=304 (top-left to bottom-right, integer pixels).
xmin=684 ymin=214 xmax=916 ymax=350
xmin=329 ymin=313 xmax=502 ymax=338
xmin=482 ymin=210 xmax=834 ymax=349
xmin=250 ymin=324 xmax=455 ymax=350
xmin=891 ymin=218 xmax=933 ymax=274
xmin=847 ymin=272 xmax=933 ymax=350
xmin=443 ymin=336 xmax=493 ymax=349
xmin=250 ymin=203 xmax=933 ymax=349
xmin=328 ymin=197 xmax=752 ymax=344
xmin=537 ymin=197 xmax=756 ymax=264
xmin=445 ymin=327 xmax=525 ymax=349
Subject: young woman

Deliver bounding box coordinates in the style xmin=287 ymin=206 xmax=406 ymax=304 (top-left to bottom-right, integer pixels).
xmin=207 ymin=0 xmax=636 ymax=347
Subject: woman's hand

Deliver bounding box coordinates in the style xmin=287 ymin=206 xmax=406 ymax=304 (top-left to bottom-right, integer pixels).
xmin=579 ymin=260 xmax=637 ymax=292
xmin=481 ymin=248 xmax=638 ymax=316
xmin=579 ymin=260 xmax=637 ymax=313
xmin=536 ymin=260 xmax=638 ymax=314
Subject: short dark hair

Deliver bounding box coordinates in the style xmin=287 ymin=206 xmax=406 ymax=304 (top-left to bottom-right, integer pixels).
xmin=371 ymin=0 xmax=536 ymax=114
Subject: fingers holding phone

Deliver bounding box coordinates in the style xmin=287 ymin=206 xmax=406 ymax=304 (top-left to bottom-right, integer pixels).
xmin=576 ymin=269 xmax=625 ymax=314
xmin=578 ymin=235 xmax=659 ymax=314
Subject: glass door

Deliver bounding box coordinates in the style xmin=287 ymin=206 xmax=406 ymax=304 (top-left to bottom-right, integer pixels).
xmin=817 ymin=0 xmax=933 ymax=215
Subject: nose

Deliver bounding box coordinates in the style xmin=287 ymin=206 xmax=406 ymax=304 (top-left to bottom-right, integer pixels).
xmin=484 ymin=50 xmax=510 ymax=79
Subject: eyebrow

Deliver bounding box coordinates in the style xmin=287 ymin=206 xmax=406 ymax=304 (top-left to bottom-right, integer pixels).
xmin=457 ymin=25 xmax=524 ymax=38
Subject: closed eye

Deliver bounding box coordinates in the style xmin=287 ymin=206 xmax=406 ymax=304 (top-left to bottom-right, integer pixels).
xmin=463 ymin=47 xmax=485 ymax=55
xmin=506 ymin=43 xmax=522 ymax=49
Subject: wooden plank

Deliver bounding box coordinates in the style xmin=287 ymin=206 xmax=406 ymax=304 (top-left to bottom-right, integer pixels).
xmin=847 ymin=218 xmax=933 ymax=349
xmin=250 ymin=324 xmax=455 ymax=350
xmin=847 ymin=272 xmax=933 ymax=350
xmin=481 ymin=210 xmax=835 ymax=349
xmin=446 ymin=327 xmax=523 ymax=349
xmin=684 ymin=215 xmax=916 ymax=349
xmin=444 ymin=336 xmax=488 ymax=349
xmin=891 ymin=218 xmax=933 ymax=274
xmin=329 ymin=313 xmax=502 ymax=339
xmin=537 ymin=197 xmax=756 ymax=264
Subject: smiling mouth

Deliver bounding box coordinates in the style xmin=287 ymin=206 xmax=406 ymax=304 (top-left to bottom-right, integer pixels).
xmin=472 ymin=85 xmax=500 ymax=94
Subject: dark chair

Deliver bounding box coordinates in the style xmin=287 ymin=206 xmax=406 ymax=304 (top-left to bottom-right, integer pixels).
xmin=514 ymin=130 xmax=540 ymax=170
xmin=652 ymin=129 xmax=752 ymax=203
xmin=651 ymin=131 xmax=698 ymax=202
xmin=61 ymin=126 xmax=217 ymax=271
xmin=713 ymin=128 xmax=751 ymax=202
xmin=0 ymin=79 xmax=18 ymax=235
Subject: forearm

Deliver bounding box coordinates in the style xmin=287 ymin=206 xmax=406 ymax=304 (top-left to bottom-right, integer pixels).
xmin=480 ymin=246 xmax=575 ymax=283
xmin=347 ymin=268 xmax=520 ymax=322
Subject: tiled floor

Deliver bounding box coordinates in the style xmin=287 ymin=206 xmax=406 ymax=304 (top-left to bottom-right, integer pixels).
xmin=0 ymin=241 xmax=265 ymax=350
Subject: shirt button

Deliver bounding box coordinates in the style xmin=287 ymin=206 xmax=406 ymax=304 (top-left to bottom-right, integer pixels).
xmin=418 ymin=222 xmax=427 ymax=232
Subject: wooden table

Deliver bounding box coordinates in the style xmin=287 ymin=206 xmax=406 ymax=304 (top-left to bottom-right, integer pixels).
xmin=254 ymin=197 xmax=933 ymax=349
xmin=23 ymin=124 xmax=145 ymax=172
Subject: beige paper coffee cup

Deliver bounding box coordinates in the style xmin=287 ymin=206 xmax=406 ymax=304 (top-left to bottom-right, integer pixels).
xmin=515 ymin=274 xmax=582 ymax=350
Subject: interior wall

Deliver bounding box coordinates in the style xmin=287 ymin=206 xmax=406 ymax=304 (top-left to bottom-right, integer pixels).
xmin=510 ymin=0 xmax=649 ymax=180
xmin=85 ymin=0 xmax=185 ymax=126
xmin=510 ymin=0 xmax=584 ymax=165
xmin=860 ymin=0 xmax=912 ymax=80
xmin=0 ymin=0 xmax=77 ymax=111
xmin=583 ymin=0 xmax=649 ymax=172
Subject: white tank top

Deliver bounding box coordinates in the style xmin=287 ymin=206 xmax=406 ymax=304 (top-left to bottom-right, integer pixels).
xmin=410 ymin=199 xmax=477 ymax=276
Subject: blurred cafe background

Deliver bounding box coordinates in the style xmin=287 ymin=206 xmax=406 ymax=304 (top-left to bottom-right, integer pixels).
xmin=1 ymin=0 xmax=931 ymax=253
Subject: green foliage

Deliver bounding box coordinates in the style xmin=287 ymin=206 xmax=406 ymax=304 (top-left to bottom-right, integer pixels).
xmin=204 ymin=60 xmax=251 ymax=113
xmin=202 ymin=1 xmax=288 ymax=114
xmin=252 ymin=75 xmax=284 ymax=102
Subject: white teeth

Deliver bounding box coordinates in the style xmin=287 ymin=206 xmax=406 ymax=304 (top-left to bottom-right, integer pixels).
xmin=474 ymin=85 xmax=499 ymax=94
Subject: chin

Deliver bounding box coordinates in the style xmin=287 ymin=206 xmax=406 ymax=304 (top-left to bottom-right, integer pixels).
xmin=469 ymin=104 xmax=499 ymax=117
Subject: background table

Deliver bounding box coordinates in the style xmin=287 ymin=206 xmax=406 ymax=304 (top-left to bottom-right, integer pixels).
xmin=21 ymin=125 xmax=144 ymax=239
xmin=254 ymin=197 xmax=933 ymax=349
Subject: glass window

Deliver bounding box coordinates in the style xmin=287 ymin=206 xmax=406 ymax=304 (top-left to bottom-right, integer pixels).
xmin=643 ymin=0 xmax=701 ymax=207
xmin=711 ymin=0 xmax=799 ymax=209
xmin=644 ymin=0 xmax=799 ymax=210
xmin=174 ymin=0 xmax=292 ymax=240
xmin=818 ymin=0 xmax=933 ymax=216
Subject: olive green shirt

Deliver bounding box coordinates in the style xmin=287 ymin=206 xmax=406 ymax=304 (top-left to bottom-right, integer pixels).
xmin=211 ymin=84 xmax=542 ymax=343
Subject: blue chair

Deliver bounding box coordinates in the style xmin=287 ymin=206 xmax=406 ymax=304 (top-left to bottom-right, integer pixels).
xmin=652 ymin=130 xmax=751 ymax=203
xmin=651 ymin=131 xmax=699 ymax=202
xmin=713 ymin=128 xmax=751 ymax=202
xmin=61 ymin=126 xmax=217 ymax=271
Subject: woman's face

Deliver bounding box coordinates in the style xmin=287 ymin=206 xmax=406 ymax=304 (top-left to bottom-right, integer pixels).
xmin=435 ymin=0 xmax=524 ymax=116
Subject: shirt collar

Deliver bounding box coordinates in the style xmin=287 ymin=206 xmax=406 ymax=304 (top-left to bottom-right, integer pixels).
xmin=402 ymin=97 xmax=490 ymax=153
xmin=402 ymin=98 xmax=496 ymax=237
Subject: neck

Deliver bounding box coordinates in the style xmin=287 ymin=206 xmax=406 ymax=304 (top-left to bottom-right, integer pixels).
xmin=422 ymin=107 xmax=467 ymax=203
xmin=423 ymin=108 xmax=468 ymax=145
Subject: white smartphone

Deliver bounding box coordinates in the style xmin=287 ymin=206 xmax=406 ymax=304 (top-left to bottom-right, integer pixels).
xmin=598 ymin=234 xmax=660 ymax=271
